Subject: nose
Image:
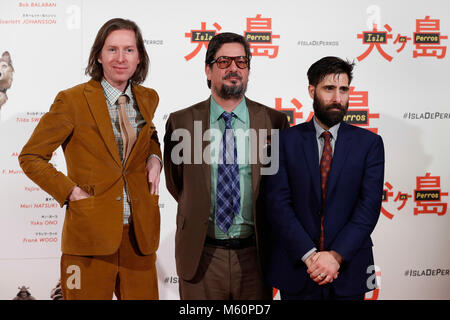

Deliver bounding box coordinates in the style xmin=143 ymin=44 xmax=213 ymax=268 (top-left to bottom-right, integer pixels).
xmin=332 ymin=89 xmax=342 ymax=104
xmin=117 ymin=50 xmax=126 ymax=62
xmin=228 ymin=59 xmax=238 ymax=71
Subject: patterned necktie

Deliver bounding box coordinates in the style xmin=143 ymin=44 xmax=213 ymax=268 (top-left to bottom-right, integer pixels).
xmin=216 ymin=112 xmax=241 ymax=233
xmin=319 ymin=131 xmax=333 ymax=251
xmin=117 ymin=95 xmax=137 ymax=163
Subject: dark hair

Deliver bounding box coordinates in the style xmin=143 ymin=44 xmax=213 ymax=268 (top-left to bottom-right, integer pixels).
xmin=205 ymin=32 xmax=252 ymax=88
xmin=307 ymin=56 xmax=355 ymax=87
xmin=85 ymin=18 xmax=149 ymax=84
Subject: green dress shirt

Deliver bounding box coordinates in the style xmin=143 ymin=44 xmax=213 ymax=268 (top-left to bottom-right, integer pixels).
xmin=208 ymin=97 xmax=254 ymax=239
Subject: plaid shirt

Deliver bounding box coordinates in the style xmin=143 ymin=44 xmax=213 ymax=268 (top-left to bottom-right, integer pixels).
xmin=101 ymin=79 xmax=146 ymax=224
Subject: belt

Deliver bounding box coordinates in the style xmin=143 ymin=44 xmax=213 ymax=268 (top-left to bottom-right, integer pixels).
xmin=205 ymin=236 xmax=256 ymax=249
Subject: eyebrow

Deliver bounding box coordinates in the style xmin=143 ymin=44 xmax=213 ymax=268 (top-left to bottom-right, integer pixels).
xmin=322 ymin=84 xmax=350 ymax=90
xmin=105 ymin=44 xmax=137 ymax=48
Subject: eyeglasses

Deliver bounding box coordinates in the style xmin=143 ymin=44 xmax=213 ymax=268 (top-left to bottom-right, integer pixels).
xmin=210 ymin=56 xmax=249 ymax=69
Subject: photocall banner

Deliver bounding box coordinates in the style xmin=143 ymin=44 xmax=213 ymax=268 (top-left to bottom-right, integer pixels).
xmin=0 ymin=0 xmax=449 ymax=300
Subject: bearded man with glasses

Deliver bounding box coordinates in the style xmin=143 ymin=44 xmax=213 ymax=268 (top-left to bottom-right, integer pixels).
xmin=164 ymin=32 xmax=289 ymax=300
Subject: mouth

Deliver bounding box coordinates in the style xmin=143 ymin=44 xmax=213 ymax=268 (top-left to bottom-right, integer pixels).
xmin=227 ymin=79 xmax=240 ymax=86
xmin=113 ymin=66 xmax=128 ymax=72
xmin=223 ymin=73 xmax=242 ymax=82
xmin=327 ymin=105 xmax=344 ymax=112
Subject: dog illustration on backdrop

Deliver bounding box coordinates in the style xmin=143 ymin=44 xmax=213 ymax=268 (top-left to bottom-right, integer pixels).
xmin=0 ymin=51 xmax=14 ymax=110
xmin=12 ymin=285 xmax=36 ymax=300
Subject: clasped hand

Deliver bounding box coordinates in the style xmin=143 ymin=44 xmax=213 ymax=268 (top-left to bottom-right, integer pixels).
xmin=305 ymin=251 xmax=342 ymax=285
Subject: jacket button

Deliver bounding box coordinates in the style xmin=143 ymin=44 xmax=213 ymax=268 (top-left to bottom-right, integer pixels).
xmin=116 ymin=196 xmax=121 ymax=201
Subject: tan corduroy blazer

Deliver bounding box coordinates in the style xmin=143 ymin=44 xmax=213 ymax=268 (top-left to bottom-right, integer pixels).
xmin=19 ymin=79 xmax=161 ymax=256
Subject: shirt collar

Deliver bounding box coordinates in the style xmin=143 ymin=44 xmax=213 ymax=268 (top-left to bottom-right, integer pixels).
xmin=313 ymin=116 xmax=340 ymax=141
xmin=210 ymin=96 xmax=248 ymax=124
xmin=101 ymin=78 xmax=134 ymax=106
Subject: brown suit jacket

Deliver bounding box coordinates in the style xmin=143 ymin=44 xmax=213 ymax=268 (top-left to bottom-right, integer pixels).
xmin=19 ymin=79 xmax=161 ymax=256
xmin=164 ymin=97 xmax=289 ymax=281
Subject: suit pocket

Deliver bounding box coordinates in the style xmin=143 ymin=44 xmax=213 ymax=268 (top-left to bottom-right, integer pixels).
xmin=67 ymin=196 xmax=94 ymax=213
xmin=79 ymin=184 xmax=95 ymax=196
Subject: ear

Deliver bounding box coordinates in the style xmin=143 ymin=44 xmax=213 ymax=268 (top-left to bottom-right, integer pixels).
xmin=205 ymin=64 xmax=212 ymax=81
xmin=2 ymin=51 xmax=11 ymax=64
xmin=308 ymin=84 xmax=315 ymax=100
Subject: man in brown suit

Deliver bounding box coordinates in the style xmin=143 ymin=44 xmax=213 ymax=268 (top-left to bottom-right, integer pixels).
xmin=18 ymin=18 xmax=161 ymax=300
xmin=164 ymin=32 xmax=289 ymax=299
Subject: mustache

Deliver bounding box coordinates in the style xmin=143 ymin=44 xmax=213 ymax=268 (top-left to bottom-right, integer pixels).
xmin=326 ymin=104 xmax=346 ymax=111
xmin=223 ymin=72 xmax=242 ymax=81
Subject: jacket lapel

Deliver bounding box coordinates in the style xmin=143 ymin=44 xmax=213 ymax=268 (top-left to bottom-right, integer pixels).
xmin=326 ymin=122 xmax=353 ymax=199
xmin=299 ymin=120 xmax=321 ymax=203
xmin=193 ymin=98 xmax=211 ymax=196
xmin=132 ymin=84 xmax=152 ymax=123
xmin=124 ymin=84 xmax=153 ymax=168
xmin=247 ymin=98 xmax=265 ymax=200
xmin=84 ymin=79 xmax=122 ymax=167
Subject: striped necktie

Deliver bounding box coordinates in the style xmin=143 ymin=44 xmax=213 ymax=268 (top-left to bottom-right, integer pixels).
xmin=319 ymin=131 xmax=332 ymax=250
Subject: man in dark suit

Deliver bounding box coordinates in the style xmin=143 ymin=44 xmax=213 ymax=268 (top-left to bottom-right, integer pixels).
xmin=264 ymin=56 xmax=384 ymax=300
xmin=164 ymin=32 xmax=289 ymax=299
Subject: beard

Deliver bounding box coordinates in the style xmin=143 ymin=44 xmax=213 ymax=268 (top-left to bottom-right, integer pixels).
xmin=213 ymin=72 xmax=247 ymax=100
xmin=313 ymin=93 xmax=348 ymax=128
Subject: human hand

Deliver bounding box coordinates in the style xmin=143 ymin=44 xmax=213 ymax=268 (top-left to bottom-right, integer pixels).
xmin=146 ymin=156 xmax=161 ymax=195
xmin=307 ymin=251 xmax=341 ymax=285
xmin=68 ymin=186 xmax=90 ymax=201
xmin=305 ymin=251 xmax=320 ymax=269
